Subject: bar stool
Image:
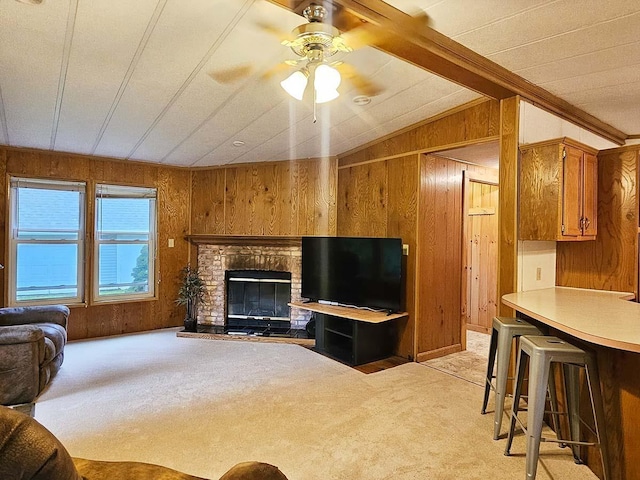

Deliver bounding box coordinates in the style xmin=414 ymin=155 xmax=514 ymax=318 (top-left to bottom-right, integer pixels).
xmin=504 ymin=335 xmax=610 ymax=480
xmin=482 ymin=316 xmax=543 ymax=440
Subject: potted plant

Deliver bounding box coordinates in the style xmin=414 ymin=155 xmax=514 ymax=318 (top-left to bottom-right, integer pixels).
xmin=176 ymin=265 xmax=206 ymax=332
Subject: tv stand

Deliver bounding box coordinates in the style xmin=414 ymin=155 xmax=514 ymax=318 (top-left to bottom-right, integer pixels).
xmin=289 ymin=302 xmax=407 ymax=366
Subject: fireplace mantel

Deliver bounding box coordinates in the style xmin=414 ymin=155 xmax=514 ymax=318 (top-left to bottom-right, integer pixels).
xmin=186 ymin=235 xmax=302 ymax=247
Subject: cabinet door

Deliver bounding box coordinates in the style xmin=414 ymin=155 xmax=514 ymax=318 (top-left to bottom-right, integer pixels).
xmin=582 ymin=152 xmax=598 ymax=236
xmin=562 ymin=146 xmax=584 ymax=237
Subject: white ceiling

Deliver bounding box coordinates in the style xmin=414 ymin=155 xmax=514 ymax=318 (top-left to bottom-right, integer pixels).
xmin=0 ymin=0 xmax=638 ymax=167
xmin=437 ymin=140 xmax=500 ymax=169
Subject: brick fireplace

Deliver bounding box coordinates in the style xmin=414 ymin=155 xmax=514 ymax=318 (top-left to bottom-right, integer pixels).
xmin=193 ymin=236 xmax=311 ymax=331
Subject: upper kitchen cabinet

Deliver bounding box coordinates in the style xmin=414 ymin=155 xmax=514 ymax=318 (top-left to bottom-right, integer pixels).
xmin=519 ymin=138 xmax=598 ymax=241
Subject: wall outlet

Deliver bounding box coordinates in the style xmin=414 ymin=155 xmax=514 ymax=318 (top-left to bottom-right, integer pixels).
xmin=536 ymin=267 xmax=542 ymax=281
xmin=402 ymin=244 xmax=409 ymax=256
xmin=168 ymin=238 xmax=175 ymax=248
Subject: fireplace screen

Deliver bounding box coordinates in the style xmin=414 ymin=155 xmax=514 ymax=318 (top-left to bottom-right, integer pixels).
xmin=225 ymin=270 xmax=291 ymax=332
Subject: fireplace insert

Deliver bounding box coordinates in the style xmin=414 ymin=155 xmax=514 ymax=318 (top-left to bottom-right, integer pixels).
xmin=225 ymin=270 xmax=291 ymax=335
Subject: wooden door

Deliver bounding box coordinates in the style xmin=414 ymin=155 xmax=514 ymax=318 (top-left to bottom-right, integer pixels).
xmin=562 ymin=145 xmax=584 ymax=237
xmin=462 ymin=171 xmax=499 ymax=334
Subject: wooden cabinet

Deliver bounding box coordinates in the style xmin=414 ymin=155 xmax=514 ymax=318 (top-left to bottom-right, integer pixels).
xmin=519 ymin=138 xmax=598 ymax=241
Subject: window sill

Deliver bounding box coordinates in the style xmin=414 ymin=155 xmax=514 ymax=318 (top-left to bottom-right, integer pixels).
xmin=90 ymin=296 xmax=158 ymax=306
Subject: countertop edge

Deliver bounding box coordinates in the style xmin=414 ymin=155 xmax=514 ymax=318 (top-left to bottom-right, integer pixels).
xmin=502 ymin=287 xmax=640 ymax=353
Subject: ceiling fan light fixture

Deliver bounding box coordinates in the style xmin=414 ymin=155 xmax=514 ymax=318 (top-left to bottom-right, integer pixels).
xmin=314 ymin=64 xmax=341 ymax=90
xmin=314 ymin=64 xmax=341 ymax=104
xmin=315 ymin=88 xmax=339 ymax=104
xmin=281 ymin=69 xmax=309 ymax=101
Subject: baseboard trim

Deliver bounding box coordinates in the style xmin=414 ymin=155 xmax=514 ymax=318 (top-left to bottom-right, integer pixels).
xmin=417 ymin=344 xmax=462 ymax=362
xmin=466 ymin=324 xmax=491 ymax=334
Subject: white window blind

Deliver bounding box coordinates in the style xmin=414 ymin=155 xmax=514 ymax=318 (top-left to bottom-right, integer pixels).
xmin=94 ymin=184 xmax=157 ymax=302
xmin=8 ymin=177 xmax=86 ymax=305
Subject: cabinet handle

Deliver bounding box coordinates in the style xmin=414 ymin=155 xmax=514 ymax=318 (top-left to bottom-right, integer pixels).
xmin=584 ymin=217 xmax=590 ymax=230
xmin=579 ymin=217 xmax=585 ymax=231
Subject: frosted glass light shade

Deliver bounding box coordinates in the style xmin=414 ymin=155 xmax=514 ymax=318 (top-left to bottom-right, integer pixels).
xmin=280 ymin=70 xmax=309 ymax=101
xmin=314 ymin=64 xmax=341 ymax=104
xmin=314 ymin=64 xmax=341 ymax=89
xmin=315 ymin=88 xmax=339 ymax=104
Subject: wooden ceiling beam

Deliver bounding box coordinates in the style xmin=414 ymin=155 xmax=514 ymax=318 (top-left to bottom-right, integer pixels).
xmin=267 ymin=0 xmax=628 ymax=145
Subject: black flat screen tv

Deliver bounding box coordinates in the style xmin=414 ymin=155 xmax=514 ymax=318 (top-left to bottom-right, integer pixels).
xmin=301 ymin=236 xmax=405 ymax=312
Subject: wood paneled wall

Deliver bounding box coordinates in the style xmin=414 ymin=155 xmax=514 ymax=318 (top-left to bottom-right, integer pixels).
xmin=338 ymin=99 xmax=502 ymax=361
xmin=416 ymin=155 xmax=497 ymax=361
xmin=498 ymin=97 xmax=520 ymax=316
xmin=556 ymin=146 xmax=639 ymax=296
xmin=0 ymin=147 xmax=190 ymax=340
xmin=190 ymin=158 xmax=337 ymax=236
xmin=597 ymin=348 xmax=640 ymax=480
xmin=339 ymin=99 xmax=500 ymax=167
xmin=337 ymin=155 xmax=419 ymax=359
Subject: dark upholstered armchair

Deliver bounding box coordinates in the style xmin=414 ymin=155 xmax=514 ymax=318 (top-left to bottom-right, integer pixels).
xmin=0 ymin=305 xmax=69 ymax=407
xmin=0 ymin=406 xmax=289 ymax=480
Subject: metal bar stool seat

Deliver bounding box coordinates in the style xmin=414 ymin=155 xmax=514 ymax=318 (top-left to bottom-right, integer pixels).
xmin=482 ymin=316 xmax=543 ymax=440
xmin=504 ymin=335 xmax=610 ymax=480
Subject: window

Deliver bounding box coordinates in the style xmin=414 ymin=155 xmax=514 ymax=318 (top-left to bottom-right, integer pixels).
xmin=8 ymin=178 xmax=86 ymax=305
xmin=94 ymin=184 xmax=157 ymax=302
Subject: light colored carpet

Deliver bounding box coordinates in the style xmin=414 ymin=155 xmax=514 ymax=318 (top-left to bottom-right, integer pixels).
xmin=35 ymin=328 xmax=597 ymax=480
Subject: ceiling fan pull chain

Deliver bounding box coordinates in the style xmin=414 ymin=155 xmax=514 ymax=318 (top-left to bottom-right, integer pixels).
xmin=313 ymin=89 xmax=318 ymax=123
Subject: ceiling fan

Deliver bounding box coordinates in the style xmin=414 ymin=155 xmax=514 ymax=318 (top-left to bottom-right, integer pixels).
xmin=209 ymin=3 xmax=383 ymax=107
xmin=279 ymin=4 xmax=354 ymax=104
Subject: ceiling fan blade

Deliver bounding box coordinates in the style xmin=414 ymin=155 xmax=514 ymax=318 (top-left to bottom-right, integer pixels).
xmin=337 ymin=63 xmax=384 ymax=97
xmin=255 ymin=20 xmax=293 ymax=43
xmin=260 ymin=62 xmax=292 ymax=81
xmin=339 ymin=10 xmax=431 ymax=50
xmin=208 ymin=64 xmax=254 ymax=84
xmin=339 ymin=23 xmax=389 ymax=50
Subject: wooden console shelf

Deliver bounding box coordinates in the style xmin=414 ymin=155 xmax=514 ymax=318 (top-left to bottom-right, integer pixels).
xmin=288 ymin=301 xmax=407 ymax=323
xmin=290 ymin=302 xmax=407 ymax=366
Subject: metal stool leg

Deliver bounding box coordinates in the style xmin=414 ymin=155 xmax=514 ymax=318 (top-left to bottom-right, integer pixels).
xmin=546 ymin=365 xmax=564 ymax=446
xmin=482 ymin=327 xmax=499 ymax=415
xmin=505 ymin=348 xmax=528 ymax=456
xmin=525 ymin=355 xmax=552 ymax=480
xmin=494 ymin=327 xmax=514 ymax=439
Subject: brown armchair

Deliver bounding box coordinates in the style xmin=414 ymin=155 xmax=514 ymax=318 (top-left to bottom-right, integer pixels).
xmin=0 ymin=406 xmax=289 ymax=480
xmin=0 ymin=305 xmax=69 ymax=407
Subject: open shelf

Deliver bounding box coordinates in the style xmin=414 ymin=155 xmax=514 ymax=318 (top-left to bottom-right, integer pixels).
xmin=310 ymin=312 xmax=399 ymax=366
xmin=324 ymin=327 xmax=352 ymax=339
xmin=289 ymin=301 xmax=407 ymax=323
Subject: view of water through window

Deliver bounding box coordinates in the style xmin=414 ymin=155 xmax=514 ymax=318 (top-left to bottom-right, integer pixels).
xmin=13 ymin=183 xmax=154 ymax=302
xmin=15 ymin=186 xmax=83 ymax=302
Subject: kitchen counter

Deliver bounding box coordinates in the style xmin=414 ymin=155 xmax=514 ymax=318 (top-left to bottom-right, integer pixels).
xmin=502 ymin=287 xmax=637 ymax=352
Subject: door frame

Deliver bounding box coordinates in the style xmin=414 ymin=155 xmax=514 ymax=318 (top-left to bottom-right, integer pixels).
xmin=461 ymin=170 xmax=499 ymax=347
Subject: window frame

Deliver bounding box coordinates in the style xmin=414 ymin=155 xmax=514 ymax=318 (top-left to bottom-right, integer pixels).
xmin=92 ymin=184 xmax=158 ymax=304
xmin=8 ymin=177 xmax=86 ymax=306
